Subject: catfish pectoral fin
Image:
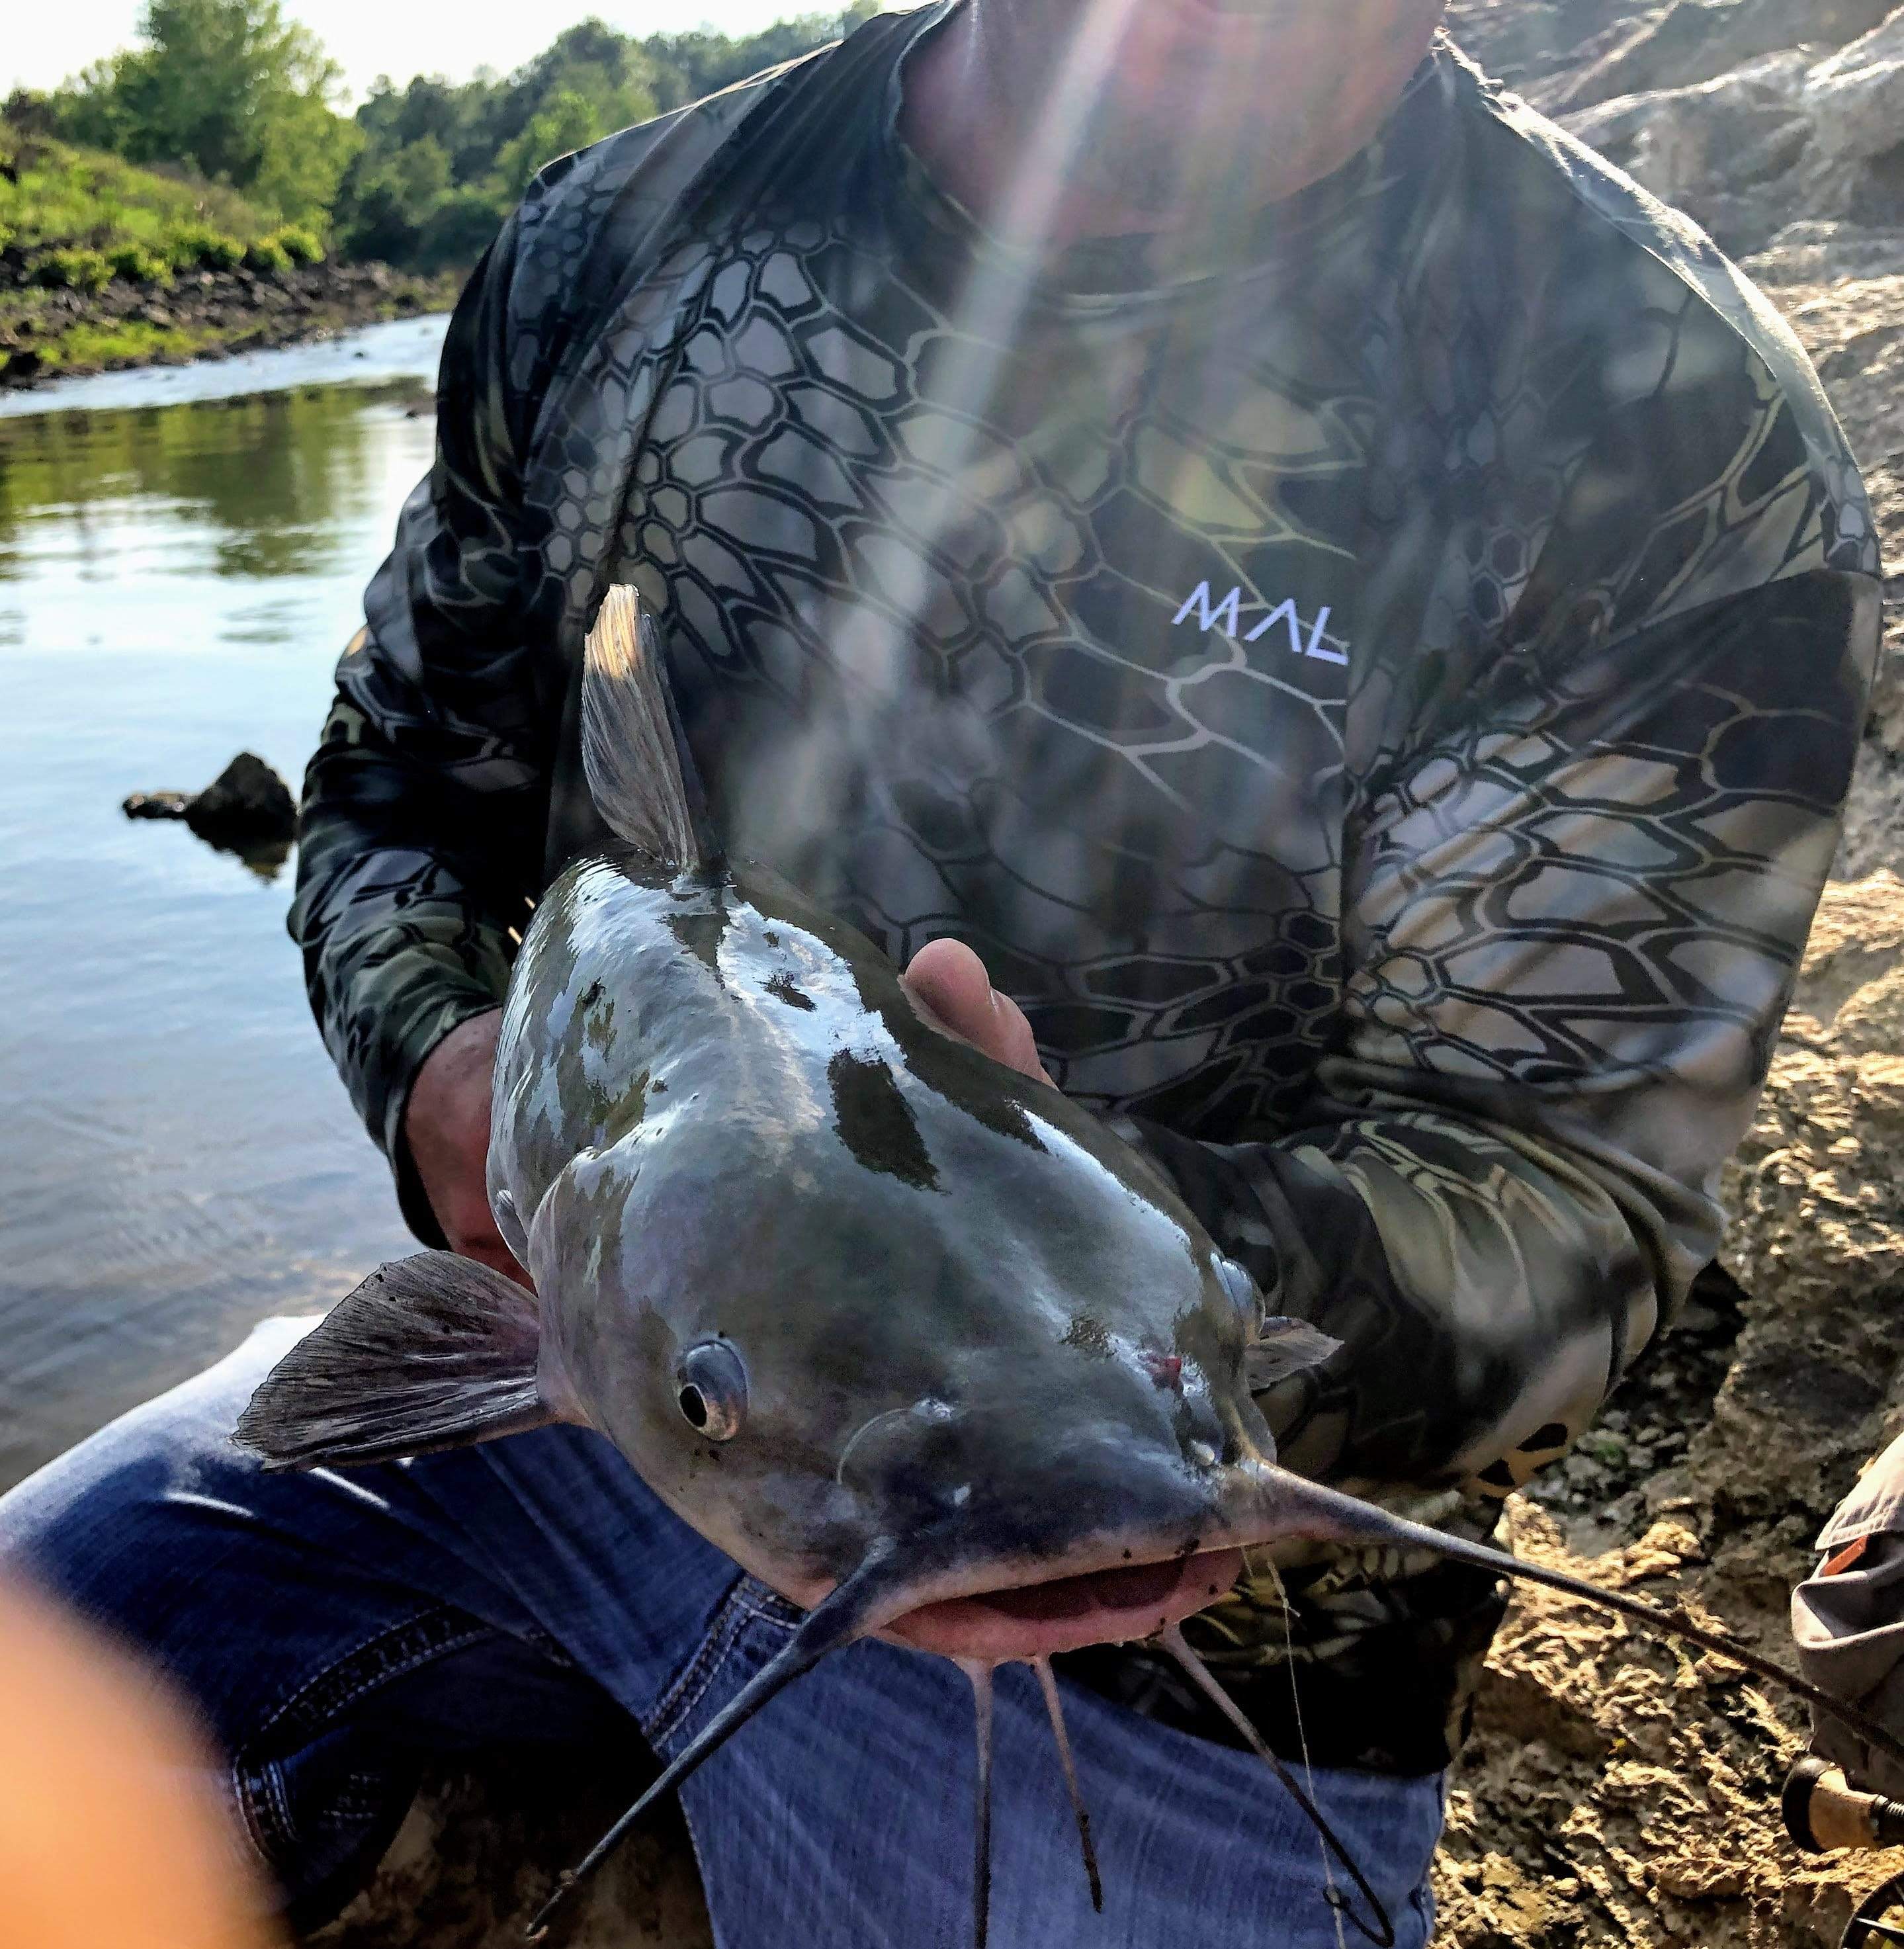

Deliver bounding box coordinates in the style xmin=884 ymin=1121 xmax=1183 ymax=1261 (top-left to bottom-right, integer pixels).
xmin=1242 ymin=1317 xmax=1344 ymax=1392
xmin=236 ymin=1251 xmax=562 ymax=1470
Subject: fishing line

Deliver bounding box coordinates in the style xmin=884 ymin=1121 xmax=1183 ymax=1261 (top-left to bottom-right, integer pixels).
xmin=1264 ymin=1557 xmax=1348 ymax=1949
xmin=1229 ymin=1460 xmax=1904 ymax=1774
xmin=1032 ymin=1655 xmax=1104 ymax=1911
xmin=1158 ymin=1624 xmax=1395 ymax=1948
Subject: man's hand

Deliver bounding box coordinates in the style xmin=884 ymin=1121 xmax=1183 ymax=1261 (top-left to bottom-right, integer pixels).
xmin=402 ymin=1009 xmax=529 ymax=1285
xmin=903 ymin=939 xmax=1052 ymax=1085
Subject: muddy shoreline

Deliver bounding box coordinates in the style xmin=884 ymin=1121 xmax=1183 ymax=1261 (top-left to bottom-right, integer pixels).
xmin=0 ymin=258 xmax=457 ymax=391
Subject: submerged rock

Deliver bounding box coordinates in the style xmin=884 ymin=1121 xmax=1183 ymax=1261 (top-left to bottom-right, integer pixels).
xmin=124 ymin=752 xmax=296 ymax=875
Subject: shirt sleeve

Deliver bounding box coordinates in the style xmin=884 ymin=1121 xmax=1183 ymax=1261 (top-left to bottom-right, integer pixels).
xmin=1126 ymin=564 xmax=1880 ymax=1495
xmin=288 ymin=214 xmax=551 ymax=1243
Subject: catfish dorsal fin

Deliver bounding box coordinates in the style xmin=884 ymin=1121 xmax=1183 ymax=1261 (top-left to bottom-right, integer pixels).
xmin=235 ymin=1252 xmax=566 ymax=1471
xmin=582 ymin=586 xmax=722 ymax=874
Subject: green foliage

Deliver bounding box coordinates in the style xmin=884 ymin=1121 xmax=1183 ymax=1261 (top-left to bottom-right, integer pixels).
xmin=6 ymin=1 xmax=884 ymax=292
xmin=329 ymin=7 xmax=879 ymax=273
xmin=243 ymin=234 xmax=291 ymax=273
xmin=107 ymin=241 xmax=174 ymax=284
xmin=270 ymin=224 xmax=324 ymax=264
xmin=0 ymin=118 xmax=269 ymax=266
xmin=33 ymin=316 xmax=199 ymax=368
xmin=41 ymin=0 xmax=361 ymax=226
xmin=164 ymin=221 xmax=244 ymax=269
xmin=35 ymin=247 xmax=112 ymax=291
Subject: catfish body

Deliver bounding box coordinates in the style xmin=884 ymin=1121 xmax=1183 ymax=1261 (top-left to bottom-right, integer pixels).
xmin=488 ymin=838 xmax=1270 ymax=1617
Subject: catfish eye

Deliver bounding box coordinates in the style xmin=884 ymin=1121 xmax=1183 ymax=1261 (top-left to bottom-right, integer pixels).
xmin=675 ymin=1340 xmax=748 ymax=1441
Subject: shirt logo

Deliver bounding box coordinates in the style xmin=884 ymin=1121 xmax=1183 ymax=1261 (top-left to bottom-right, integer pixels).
xmin=1172 ymin=583 xmax=1347 ymax=666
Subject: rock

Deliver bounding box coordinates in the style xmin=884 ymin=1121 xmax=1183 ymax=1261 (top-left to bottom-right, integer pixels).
xmin=1438 ymin=873 xmax=1904 ymax=1948
xmin=1803 ymin=5 xmax=1904 ymax=165
xmin=123 ymin=752 xmax=297 ymax=875
xmin=122 ymin=791 xmax=194 ymax=821
xmin=1545 ymin=0 xmax=1897 ymax=114
xmin=181 ymin=752 xmax=296 ymax=846
xmin=1561 ymin=51 xmax=1819 ymax=252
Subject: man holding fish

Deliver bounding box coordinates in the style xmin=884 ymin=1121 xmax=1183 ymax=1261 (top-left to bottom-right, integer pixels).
xmin=0 ymin=0 xmax=1881 ymax=1942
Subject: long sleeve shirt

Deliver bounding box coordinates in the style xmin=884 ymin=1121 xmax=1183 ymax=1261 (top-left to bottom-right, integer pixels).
xmin=290 ymin=6 xmax=1880 ymax=1770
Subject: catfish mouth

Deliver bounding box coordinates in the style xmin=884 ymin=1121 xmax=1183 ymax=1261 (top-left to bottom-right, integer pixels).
xmin=881 ymin=1546 xmax=1244 ymax=1661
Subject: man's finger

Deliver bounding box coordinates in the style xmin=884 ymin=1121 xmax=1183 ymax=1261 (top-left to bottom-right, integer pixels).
xmin=904 ymin=938 xmax=1051 ymax=1084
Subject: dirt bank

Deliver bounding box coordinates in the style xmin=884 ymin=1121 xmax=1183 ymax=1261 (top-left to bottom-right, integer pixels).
xmin=0 ymin=258 xmax=455 ymax=390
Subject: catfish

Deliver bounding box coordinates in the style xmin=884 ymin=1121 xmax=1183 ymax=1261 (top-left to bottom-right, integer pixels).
xmin=239 ymin=587 xmax=1904 ymax=1948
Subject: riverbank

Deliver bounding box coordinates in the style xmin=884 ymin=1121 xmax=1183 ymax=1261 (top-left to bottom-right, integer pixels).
xmin=0 ymin=258 xmax=458 ymax=390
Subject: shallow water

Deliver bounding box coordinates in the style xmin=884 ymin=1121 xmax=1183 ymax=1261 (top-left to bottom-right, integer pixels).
xmin=0 ymin=320 xmax=453 ymax=1487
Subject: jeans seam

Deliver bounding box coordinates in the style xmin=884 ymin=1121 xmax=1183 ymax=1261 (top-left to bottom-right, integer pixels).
xmin=644 ymin=1577 xmax=762 ymax=1749
xmin=246 ymin=1603 xmax=496 ymax=1754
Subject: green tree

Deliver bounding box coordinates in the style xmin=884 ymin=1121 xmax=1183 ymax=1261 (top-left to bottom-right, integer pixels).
xmin=48 ymin=0 xmax=360 ymax=226
xmin=494 ymin=88 xmax=611 ymax=193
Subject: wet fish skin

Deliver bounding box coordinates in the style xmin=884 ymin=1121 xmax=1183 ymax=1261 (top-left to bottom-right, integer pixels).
xmin=490 ymin=837 xmax=1268 ymax=1612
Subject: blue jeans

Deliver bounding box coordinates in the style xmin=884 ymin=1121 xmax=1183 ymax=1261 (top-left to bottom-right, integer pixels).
xmin=0 ymin=1320 xmax=1444 ymax=1946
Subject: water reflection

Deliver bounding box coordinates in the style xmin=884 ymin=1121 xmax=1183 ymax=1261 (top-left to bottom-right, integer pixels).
xmin=0 ymin=378 xmax=435 ymax=582
xmin=0 ymin=346 xmax=444 ymax=1487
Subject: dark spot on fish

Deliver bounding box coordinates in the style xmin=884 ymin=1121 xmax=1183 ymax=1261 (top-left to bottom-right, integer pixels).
xmin=828 ymin=1051 xmax=940 ymax=1192
xmin=1122 ymin=1550 xmax=1133 ymax=1561
xmin=1477 ymin=1459 xmax=1517 ymax=1490
xmin=1061 ymin=1314 xmax=1111 ymax=1357
xmin=1521 ymin=1422 xmax=1569 ymax=1452
xmin=580 ymin=980 xmax=603 ymax=1008
xmin=666 ymin=904 xmax=728 ymax=984
xmin=765 ymin=971 xmax=816 ymax=1012
xmin=1209 ymin=1586 xmax=1220 ymax=1597
xmin=853 ymin=966 xmax=1049 ymax=1152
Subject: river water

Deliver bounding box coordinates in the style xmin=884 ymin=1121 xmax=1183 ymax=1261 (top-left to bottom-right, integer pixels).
xmin=0 ymin=317 xmax=453 ymax=1487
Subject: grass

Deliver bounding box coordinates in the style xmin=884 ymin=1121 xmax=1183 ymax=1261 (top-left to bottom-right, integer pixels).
xmin=0 ymin=120 xmax=271 ymax=269
xmin=0 ymin=118 xmax=359 ymax=382
xmin=0 ymin=120 xmax=325 ymax=296
xmin=33 ymin=317 xmax=203 ymax=368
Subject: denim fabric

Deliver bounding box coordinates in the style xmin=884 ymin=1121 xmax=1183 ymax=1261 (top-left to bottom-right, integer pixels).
xmin=0 ymin=1321 xmax=1444 ymax=1945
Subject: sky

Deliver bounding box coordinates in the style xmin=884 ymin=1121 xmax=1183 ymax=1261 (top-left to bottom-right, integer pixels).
xmin=5 ymin=0 xmax=820 ymax=103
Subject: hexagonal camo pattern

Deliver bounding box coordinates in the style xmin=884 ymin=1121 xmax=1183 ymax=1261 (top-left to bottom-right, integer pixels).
xmin=294 ymin=15 xmax=1880 ymax=1770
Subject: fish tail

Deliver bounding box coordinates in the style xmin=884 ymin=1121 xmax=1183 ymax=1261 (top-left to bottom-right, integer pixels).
xmin=581 ymin=585 xmax=724 ymax=875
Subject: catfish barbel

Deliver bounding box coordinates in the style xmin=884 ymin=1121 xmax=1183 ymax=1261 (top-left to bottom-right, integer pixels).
xmin=239 ymin=587 xmax=1904 ymax=1948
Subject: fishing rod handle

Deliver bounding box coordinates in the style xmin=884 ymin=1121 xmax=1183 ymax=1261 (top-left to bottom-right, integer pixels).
xmin=1784 ymin=1755 xmax=1904 ymax=1854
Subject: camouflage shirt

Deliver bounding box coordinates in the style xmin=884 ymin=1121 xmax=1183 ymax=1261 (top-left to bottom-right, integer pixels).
xmin=290 ymin=6 xmax=1880 ymax=1772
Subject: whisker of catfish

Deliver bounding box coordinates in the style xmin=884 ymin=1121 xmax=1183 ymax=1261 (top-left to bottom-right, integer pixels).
xmin=1032 ymin=1655 xmax=1102 ymax=1913
xmin=523 ymin=1545 xmax=903 ymax=1942
xmin=1158 ymin=1624 xmax=1395 ymax=1949
xmin=956 ymin=1659 xmax=998 ymax=1949
xmin=1224 ymin=1459 xmax=1904 ymax=1773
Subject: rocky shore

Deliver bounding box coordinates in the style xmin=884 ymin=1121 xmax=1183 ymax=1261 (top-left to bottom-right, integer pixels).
xmin=0 ymin=257 xmax=454 ymax=390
